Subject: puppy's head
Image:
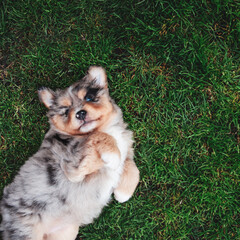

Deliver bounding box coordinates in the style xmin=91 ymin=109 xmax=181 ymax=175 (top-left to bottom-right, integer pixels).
xmin=39 ymin=66 xmax=117 ymax=135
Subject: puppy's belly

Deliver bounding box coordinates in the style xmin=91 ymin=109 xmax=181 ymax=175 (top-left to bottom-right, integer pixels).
xmin=59 ymin=174 xmax=115 ymax=225
xmin=43 ymin=218 xmax=68 ymax=234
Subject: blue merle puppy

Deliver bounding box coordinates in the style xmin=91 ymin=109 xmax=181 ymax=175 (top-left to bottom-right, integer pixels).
xmin=0 ymin=66 xmax=139 ymax=240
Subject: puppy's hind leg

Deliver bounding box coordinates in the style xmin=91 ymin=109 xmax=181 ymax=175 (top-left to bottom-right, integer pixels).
xmin=45 ymin=224 xmax=79 ymax=240
xmin=114 ymin=157 xmax=140 ymax=203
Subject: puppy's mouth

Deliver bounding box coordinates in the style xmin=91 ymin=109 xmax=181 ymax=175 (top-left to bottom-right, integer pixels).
xmin=82 ymin=119 xmax=95 ymax=126
xmin=79 ymin=117 xmax=101 ymax=130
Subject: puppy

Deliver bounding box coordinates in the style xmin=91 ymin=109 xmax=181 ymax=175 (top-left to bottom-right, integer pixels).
xmin=0 ymin=67 xmax=140 ymax=240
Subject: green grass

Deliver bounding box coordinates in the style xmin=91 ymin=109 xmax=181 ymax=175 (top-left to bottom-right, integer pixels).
xmin=0 ymin=0 xmax=239 ymax=239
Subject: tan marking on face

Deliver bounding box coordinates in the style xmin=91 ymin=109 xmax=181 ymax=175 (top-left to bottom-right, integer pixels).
xmin=52 ymin=115 xmax=66 ymax=131
xmin=77 ymin=89 xmax=87 ymax=100
xmin=59 ymin=97 xmax=72 ymax=107
xmin=83 ymin=95 xmax=115 ymax=131
xmin=51 ymin=94 xmax=116 ymax=135
xmin=51 ymin=114 xmax=82 ymax=135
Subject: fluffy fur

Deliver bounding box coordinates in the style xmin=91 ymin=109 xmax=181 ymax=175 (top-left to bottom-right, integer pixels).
xmin=0 ymin=66 xmax=139 ymax=240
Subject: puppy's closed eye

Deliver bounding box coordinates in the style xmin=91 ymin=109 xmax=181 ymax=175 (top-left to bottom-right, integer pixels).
xmin=64 ymin=109 xmax=69 ymax=116
xmin=58 ymin=107 xmax=70 ymax=117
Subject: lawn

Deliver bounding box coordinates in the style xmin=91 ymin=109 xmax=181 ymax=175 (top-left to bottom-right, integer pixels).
xmin=0 ymin=0 xmax=239 ymax=239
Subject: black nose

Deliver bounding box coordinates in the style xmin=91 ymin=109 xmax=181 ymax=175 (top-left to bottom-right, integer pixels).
xmin=76 ymin=110 xmax=87 ymax=120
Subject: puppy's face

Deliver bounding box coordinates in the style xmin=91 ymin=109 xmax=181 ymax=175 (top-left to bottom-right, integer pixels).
xmin=38 ymin=66 xmax=115 ymax=135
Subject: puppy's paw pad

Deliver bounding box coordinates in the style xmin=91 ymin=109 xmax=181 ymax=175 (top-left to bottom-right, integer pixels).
xmin=101 ymin=153 xmax=120 ymax=170
xmin=114 ymin=190 xmax=131 ymax=203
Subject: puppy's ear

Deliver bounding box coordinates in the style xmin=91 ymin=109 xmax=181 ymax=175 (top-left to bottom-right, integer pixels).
xmin=38 ymin=87 xmax=55 ymax=108
xmin=88 ymin=66 xmax=108 ymax=88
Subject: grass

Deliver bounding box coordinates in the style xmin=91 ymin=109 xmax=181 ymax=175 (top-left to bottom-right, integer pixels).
xmin=0 ymin=0 xmax=239 ymax=239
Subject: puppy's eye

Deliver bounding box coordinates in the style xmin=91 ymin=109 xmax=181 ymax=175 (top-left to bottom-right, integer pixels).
xmin=85 ymin=94 xmax=95 ymax=102
xmin=85 ymin=88 xmax=100 ymax=102
xmin=64 ymin=109 xmax=69 ymax=116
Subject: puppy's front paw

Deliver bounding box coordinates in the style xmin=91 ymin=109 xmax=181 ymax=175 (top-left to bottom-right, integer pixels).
xmin=101 ymin=152 xmax=121 ymax=170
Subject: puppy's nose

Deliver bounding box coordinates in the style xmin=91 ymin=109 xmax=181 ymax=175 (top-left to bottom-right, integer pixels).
xmin=76 ymin=110 xmax=87 ymax=120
